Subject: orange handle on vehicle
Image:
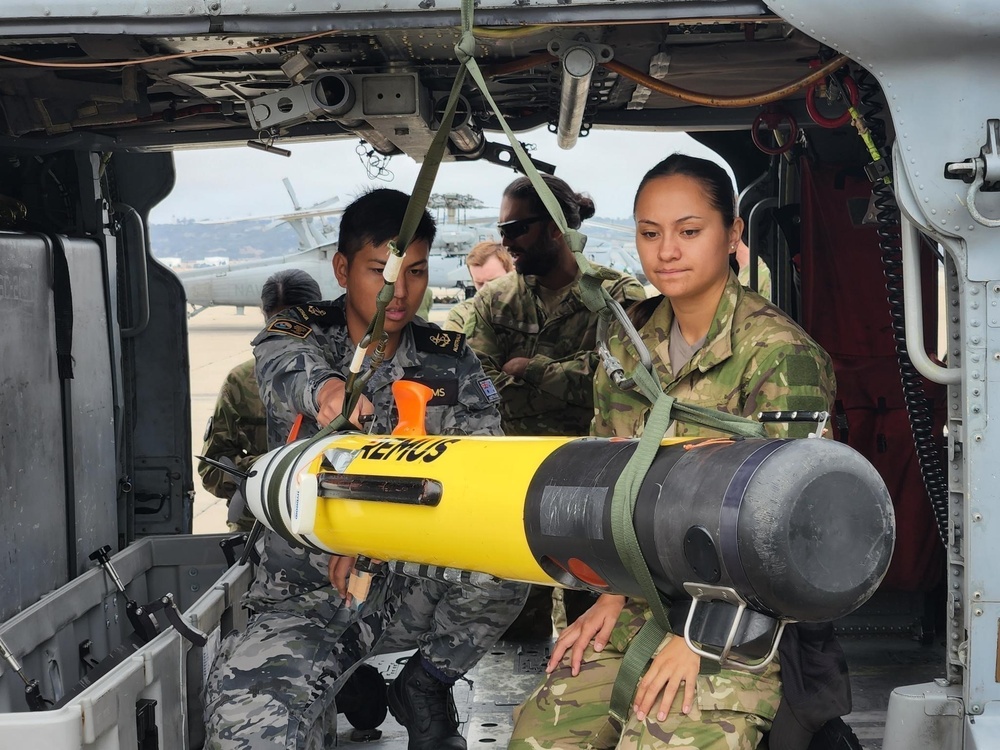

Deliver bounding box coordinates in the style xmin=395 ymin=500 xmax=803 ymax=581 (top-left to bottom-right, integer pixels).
xmin=391 ymin=381 xmax=434 ymax=436
xmin=287 ymin=413 xmax=304 ymax=443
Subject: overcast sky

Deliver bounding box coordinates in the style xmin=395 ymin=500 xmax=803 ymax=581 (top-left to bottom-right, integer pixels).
xmin=150 ymin=126 xmax=730 ymax=224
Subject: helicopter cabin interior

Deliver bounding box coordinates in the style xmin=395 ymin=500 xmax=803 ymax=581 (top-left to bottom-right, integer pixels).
xmin=0 ymin=1 xmax=985 ymax=748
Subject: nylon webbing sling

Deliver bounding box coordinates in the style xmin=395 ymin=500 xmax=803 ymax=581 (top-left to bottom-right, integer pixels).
xmin=607 ymin=394 xmax=765 ymax=721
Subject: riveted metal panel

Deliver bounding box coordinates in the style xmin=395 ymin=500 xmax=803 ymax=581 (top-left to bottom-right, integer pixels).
xmin=0 ymin=0 xmax=770 ymax=33
xmin=764 ymin=0 xmax=1000 ymax=738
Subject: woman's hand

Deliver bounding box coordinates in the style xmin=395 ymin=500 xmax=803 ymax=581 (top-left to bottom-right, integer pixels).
xmin=546 ymin=594 xmax=626 ymax=676
xmin=632 ymin=635 xmax=700 ymax=722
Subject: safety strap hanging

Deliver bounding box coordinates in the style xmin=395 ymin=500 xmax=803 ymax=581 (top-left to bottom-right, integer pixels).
xmin=460 ymin=47 xmax=616 ymax=317
xmin=607 ymin=393 xmax=675 ymax=721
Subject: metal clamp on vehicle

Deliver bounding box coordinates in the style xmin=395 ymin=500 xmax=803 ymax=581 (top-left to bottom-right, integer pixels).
xmin=678 ymin=583 xmax=789 ymax=673
xmin=89 ymin=545 xmax=208 ymax=647
xmin=758 ymin=409 xmax=830 ymax=438
xmin=0 ymin=636 xmax=52 ymax=711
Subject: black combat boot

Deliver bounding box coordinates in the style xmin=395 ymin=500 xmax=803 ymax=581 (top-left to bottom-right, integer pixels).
xmin=386 ymin=653 xmax=466 ymax=750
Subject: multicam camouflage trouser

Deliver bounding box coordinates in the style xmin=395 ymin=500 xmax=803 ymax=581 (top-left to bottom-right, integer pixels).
xmin=508 ymin=601 xmax=781 ymax=750
xmin=203 ymin=570 xmax=527 ymax=750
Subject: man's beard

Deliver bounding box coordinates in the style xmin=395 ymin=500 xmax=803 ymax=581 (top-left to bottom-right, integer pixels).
xmin=515 ymin=235 xmax=561 ymax=277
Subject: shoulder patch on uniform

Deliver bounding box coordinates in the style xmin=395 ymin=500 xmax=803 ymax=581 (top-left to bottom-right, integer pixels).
xmin=203 ymin=415 xmax=214 ymax=442
xmin=783 ymin=353 xmax=820 ymax=386
xmin=413 ymin=327 xmax=465 ymax=356
xmin=266 ymin=318 xmax=313 ymax=339
xmin=478 ymin=377 xmax=501 ymax=403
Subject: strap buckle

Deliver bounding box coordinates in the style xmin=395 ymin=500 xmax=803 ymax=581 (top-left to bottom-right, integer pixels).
xmin=597 ymin=340 xmax=635 ymax=391
xmin=681 ymin=583 xmax=789 ymax=673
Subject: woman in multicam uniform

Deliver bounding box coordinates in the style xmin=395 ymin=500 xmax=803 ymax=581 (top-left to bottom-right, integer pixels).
xmin=507 ymin=153 xmax=837 ymax=750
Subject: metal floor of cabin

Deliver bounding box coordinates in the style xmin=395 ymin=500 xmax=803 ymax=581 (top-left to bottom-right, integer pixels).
xmin=340 ymin=635 xmax=945 ymax=749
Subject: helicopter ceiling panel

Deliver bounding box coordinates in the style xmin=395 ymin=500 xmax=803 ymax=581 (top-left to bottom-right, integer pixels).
xmin=0 ymin=1 xmax=839 ymax=156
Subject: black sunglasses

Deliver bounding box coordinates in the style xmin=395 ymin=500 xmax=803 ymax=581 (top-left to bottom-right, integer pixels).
xmin=497 ymin=216 xmax=546 ymax=240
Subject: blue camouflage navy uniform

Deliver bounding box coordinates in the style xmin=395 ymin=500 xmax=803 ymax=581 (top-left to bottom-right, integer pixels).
xmin=203 ymin=296 xmax=529 ymax=750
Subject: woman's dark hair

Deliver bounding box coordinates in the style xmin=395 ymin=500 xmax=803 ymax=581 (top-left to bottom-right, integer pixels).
xmin=261 ymin=268 xmax=322 ymax=317
xmin=633 ymin=153 xmax=736 ymax=228
xmin=502 ymin=174 xmax=595 ymax=230
xmin=338 ymin=188 xmax=437 ymax=262
xmin=627 ymin=153 xmax=737 ymax=329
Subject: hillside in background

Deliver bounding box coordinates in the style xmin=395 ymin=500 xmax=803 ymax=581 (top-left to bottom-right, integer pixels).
xmin=149 ymin=220 xmax=301 ymax=262
xmin=148 ymin=215 xmax=633 ymax=264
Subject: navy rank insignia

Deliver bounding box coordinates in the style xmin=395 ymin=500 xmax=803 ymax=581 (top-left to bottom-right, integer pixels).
xmin=429 ymin=332 xmax=452 ymax=348
xmin=267 ymin=319 xmax=312 ymax=339
xmin=294 ymin=304 xmax=327 ymax=320
xmin=415 ymin=327 xmax=465 ymax=355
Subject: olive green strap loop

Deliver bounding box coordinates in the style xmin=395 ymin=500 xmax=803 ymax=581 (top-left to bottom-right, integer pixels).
xmin=607 ymin=391 xmax=675 ymax=721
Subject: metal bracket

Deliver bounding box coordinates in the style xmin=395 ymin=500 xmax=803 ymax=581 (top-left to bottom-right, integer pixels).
xmin=0 ymin=636 xmax=52 ymax=711
xmin=944 ymin=119 xmax=1000 ymax=227
xmin=88 ymin=545 xmax=207 ymax=646
xmin=547 ymin=39 xmax=613 ymax=150
xmin=681 ymin=583 xmax=788 ymax=673
xmin=757 ymin=409 xmax=830 ymax=438
xmin=480 ymin=140 xmax=556 ymax=174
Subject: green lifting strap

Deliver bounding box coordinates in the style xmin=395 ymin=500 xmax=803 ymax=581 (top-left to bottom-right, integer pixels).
xmin=607 ymin=392 xmax=676 ymax=722
xmin=461 ymin=48 xmax=614 ymax=321
xmin=338 ymin=0 xmax=475 ymax=427
xmin=606 ymin=392 xmax=765 ymax=722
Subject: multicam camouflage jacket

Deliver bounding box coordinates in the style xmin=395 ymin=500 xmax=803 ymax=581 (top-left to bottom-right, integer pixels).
xmin=197 ymin=358 xmax=268 ymax=501
xmin=592 ymin=270 xmax=836 ymax=441
xmin=247 ymin=295 xmax=503 ymax=621
xmin=738 ymin=256 xmax=772 ymax=301
xmin=442 ymin=297 xmax=475 ymax=334
xmin=466 ymin=264 xmax=646 ymax=436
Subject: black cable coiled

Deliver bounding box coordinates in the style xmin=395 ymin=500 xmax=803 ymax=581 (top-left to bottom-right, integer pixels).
xmin=856 ymin=69 xmax=950 ymax=547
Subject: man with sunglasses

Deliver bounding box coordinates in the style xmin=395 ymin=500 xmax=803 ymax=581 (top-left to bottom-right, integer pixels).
xmin=465 ymin=174 xmax=645 ymax=638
